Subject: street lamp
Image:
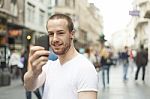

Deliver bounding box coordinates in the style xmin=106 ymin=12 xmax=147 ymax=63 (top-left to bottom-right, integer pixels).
xmin=26 ymin=35 xmax=31 ymax=41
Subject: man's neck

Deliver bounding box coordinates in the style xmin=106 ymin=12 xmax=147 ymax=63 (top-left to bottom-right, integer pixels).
xmin=58 ymin=46 xmax=78 ymax=65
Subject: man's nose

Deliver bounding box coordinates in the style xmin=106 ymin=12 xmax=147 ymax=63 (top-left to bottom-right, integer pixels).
xmin=53 ymin=34 xmax=58 ymax=41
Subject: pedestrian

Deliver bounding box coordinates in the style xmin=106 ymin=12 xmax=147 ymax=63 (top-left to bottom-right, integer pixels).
xmin=121 ymin=46 xmax=129 ymax=81
xmin=83 ymin=47 xmax=98 ymax=68
xmin=9 ymin=49 xmax=20 ymax=79
xmin=24 ymin=13 xmax=98 ymax=99
xmin=100 ymin=45 xmax=113 ymax=88
xmin=134 ymin=45 xmax=148 ymax=81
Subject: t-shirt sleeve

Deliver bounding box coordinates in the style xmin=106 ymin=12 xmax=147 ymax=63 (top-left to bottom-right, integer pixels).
xmin=77 ymin=63 xmax=99 ymax=92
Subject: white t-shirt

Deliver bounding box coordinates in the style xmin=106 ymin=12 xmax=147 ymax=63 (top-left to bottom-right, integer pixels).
xmin=42 ymin=54 xmax=98 ymax=99
xmin=9 ymin=52 xmax=20 ymax=66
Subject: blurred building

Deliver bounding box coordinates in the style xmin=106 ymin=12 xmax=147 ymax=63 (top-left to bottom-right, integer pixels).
xmin=24 ymin=0 xmax=50 ymax=46
xmin=110 ymin=29 xmax=135 ymax=51
xmin=0 ymin=0 xmax=103 ymax=50
xmin=49 ymin=0 xmax=103 ymax=49
xmin=111 ymin=0 xmax=150 ymax=57
xmin=0 ymin=0 xmax=50 ymax=50
xmin=0 ymin=0 xmax=24 ymax=49
xmin=132 ymin=0 xmax=150 ymax=59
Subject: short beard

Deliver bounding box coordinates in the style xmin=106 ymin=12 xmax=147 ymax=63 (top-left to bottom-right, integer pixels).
xmin=52 ymin=40 xmax=71 ymax=55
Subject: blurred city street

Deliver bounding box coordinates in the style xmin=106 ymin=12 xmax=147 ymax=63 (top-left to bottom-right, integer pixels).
xmin=0 ymin=63 xmax=150 ymax=99
xmin=98 ymin=62 xmax=150 ymax=99
xmin=0 ymin=78 xmax=40 ymax=99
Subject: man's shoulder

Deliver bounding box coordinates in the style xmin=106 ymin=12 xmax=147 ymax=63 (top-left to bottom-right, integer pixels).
xmin=77 ymin=54 xmax=96 ymax=69
xmin=78 ymin=54 xmax=92 ymax=63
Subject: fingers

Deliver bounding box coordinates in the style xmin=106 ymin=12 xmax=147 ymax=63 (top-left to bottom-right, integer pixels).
xmin=31 ymin=58 xmax=48 ymax=77
xmin=32 ymin=56 xmax=49 ymax=68
xmin=28 ymin=46 xmax=50 ymax=76
xmin=29 ymin=46 xmax=49 ymax=62
xmin=30 ymin=50 xmax=49 ymax=62
xmin=29 ymin=46 xmax=45 ymax=56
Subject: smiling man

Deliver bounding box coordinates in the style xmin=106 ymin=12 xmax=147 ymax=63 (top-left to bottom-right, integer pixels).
xmin=24 ymin=13 xmax=98 ymax=99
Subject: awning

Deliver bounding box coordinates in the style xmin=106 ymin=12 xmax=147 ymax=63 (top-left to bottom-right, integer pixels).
xmin=144 ymin=10 xmax=150 ymax=19
xmin=7 ymin=22 xmax=27 ymax=29
xmin=135 ymin=18 xmax=148 ymax=29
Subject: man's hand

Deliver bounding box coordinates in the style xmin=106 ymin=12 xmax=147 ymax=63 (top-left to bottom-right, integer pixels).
xmin=29 ymin=46 xmax=50 ymax=77
xmin=24 ymin=46 xmax=49 ymax=91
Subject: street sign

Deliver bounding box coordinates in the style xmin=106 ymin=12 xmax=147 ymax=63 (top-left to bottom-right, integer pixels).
xmin=129 ymin=10 xmax=140 ymax=16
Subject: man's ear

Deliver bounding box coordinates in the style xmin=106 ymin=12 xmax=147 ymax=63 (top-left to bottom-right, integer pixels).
xmin=70 ymin=30 xmax=75 ymax=39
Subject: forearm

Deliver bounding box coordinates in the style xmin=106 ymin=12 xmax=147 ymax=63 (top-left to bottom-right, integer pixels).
xmin=24 ymin=69 xmax=46 ymax=91
xmin=24 ymin=70 xmax=38 ymax=91
xmin=24 ymin=46 xmax=48 ymax=91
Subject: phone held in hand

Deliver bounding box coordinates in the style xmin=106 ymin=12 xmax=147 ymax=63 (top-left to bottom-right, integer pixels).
xmin=35 ymin=34 xmax=49 ymax=51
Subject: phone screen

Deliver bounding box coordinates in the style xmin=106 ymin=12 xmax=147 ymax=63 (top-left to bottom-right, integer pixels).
xmin=35 ymin=34 xmax=49 ymax=50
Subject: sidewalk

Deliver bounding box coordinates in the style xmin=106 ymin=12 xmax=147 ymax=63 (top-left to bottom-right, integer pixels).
xmin=97 ymin=62 xmax=150 ymax=99
xmin=0 ymin=78 xmax=38 ymax=99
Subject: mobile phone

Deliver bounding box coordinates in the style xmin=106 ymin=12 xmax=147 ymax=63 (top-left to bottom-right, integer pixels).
xmin=35 ymin=34 xmax=49 ymax=50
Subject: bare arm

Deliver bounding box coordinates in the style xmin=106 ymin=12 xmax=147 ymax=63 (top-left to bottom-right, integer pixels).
xmin=24 ymin=69 xmax=45 ymax=91
xmin=24 ymin=46 xmax=49 ymax=91
xmin=78 ymin=91 xmax=97 ymax=99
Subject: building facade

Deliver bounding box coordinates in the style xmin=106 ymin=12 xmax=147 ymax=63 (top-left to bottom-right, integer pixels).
xmin=0 ymin=0 xmax=103 ymax=51
xmin=0 ymin=0 xmax=50 ymax=49
xmin=132 ymin=0 xmax=150 ymax=59
xmin=0 ymin=0 xmax=25 ymax=49
xmin=24 ymin=0 xmax=50 ymax=45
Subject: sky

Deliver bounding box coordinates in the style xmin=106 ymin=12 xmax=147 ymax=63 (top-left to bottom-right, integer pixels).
xmin=89 ymin=0 xmax=134 ymax=40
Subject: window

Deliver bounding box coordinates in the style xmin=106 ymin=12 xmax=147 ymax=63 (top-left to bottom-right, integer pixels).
xmin=10 ymin=0 xmax=18 ymax=16
xmin=65 ymin=0 xmax=75 ymax=8
xmin=65 ymin=0 xmax=69 ymax=6
xmin=39 ymin=0 xmax=44 ymax=3
xmin=39 ymin=9 xmax=45 ymax=26
xmin=70 ymin=0 xmax=75 ymax=8
xmin=0 ymin=0 xmax=4 ymax=8
xmin=55 ymin=0 xmax=58 ymax=6
xmin=73 ymin=0 xmax=75 ymax=8
xmin=27 ymin=2 xmax=35 ymax=23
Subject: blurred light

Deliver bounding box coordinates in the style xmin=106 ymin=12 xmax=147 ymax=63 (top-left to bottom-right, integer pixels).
xmin=27 ymin=35 xmax=31 ymax=40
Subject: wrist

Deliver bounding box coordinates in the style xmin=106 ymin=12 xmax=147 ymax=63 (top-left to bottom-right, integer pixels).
xmin=28 ymin=70 xmax=39 ymax=79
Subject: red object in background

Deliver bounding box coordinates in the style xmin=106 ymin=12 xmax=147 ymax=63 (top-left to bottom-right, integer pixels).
xmin=129 ymin=50 xmax=133 ymax=60
xmin=8 ymin=29 xmax=22 ymax=37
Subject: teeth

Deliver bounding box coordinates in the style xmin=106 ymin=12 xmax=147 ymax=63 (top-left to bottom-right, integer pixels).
xmin=52 ymin=43 xmax=62 ymax=47
xmin=54 ymin=44 xmax=61 ymax=46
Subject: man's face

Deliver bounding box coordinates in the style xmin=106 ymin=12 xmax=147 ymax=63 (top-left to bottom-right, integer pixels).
xmin=47 ymin=19 xmax=74 ymax=55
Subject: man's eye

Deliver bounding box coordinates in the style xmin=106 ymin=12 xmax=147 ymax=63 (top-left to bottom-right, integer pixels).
xmin=58 ymin=32 xmax=64 ymax=35
xmin=48 ymin=33 xmax=53 ymax=36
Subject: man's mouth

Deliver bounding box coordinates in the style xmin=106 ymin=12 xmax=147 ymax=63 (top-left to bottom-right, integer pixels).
xmin=52 ymin=44 xmax=63 ymax=49
xmin=53 ymin=43 xmax=62 ymax=47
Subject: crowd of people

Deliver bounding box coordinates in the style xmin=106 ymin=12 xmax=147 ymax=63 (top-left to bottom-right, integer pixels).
xmin=85 ymin=45 xmax=148 ymax=88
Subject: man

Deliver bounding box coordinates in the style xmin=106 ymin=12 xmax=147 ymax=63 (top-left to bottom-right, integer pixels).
xmin=24 ymin=13 xmax=98 ymax=99
xmin=134 ymin=45 xmax=148 ymax=81
xmin=100 ymin=45 xmax=112 ymax=88
xmin=121 ymin=46 xmax=129 ymax=80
